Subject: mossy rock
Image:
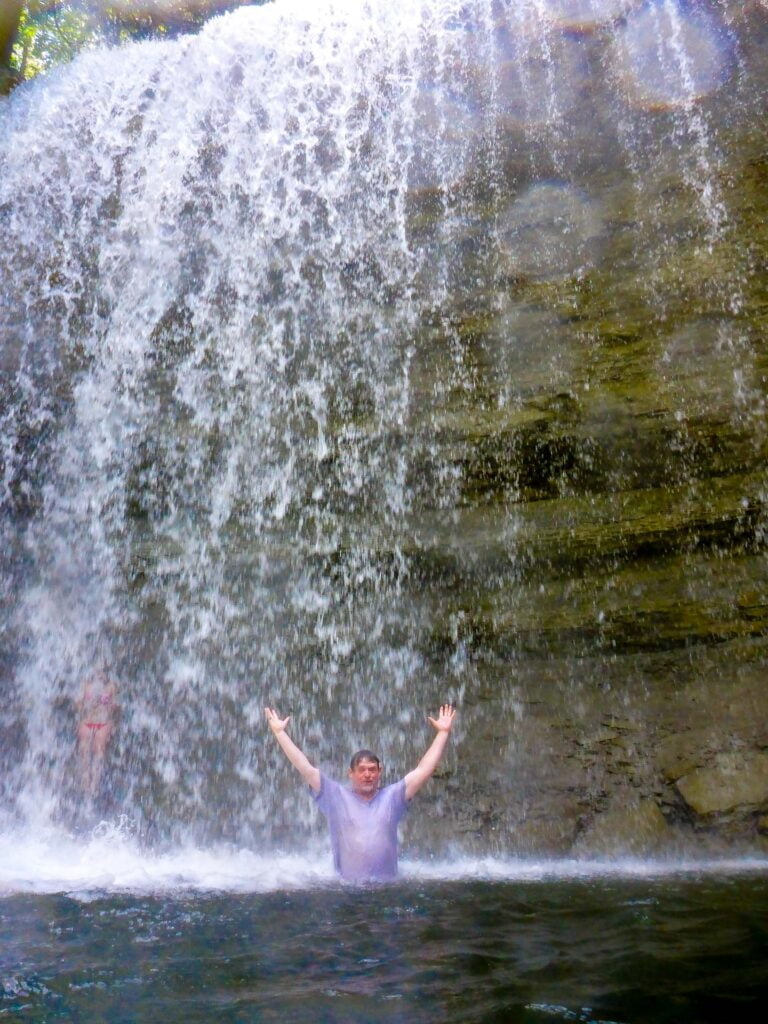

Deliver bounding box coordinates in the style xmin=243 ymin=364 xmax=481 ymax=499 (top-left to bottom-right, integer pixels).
xmin=676 ymin=752 xmax=768 ymax=817
xmin=425 ymin=546 xmax=768 ymax=657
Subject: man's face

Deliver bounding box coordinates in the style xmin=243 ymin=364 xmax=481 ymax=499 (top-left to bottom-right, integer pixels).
xmin=349 ymin=758 xmax=382 ymax=798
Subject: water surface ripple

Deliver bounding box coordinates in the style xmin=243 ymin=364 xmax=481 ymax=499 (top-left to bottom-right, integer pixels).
xmin=2 ymin=874 xmax=768 ymax=1023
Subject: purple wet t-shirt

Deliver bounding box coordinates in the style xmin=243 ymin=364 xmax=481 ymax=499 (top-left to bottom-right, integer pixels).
xmin=313 ymin=772 xmax=408 ymax=881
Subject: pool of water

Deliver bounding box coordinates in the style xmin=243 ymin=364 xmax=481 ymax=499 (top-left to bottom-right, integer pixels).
xmin=3 ymin=840 xmax=767 ymax=1023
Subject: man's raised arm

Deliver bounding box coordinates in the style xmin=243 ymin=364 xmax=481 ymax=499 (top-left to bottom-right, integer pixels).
xmin=404 ymin=703 xmax=456 ymax=800
xmin=264 ymin=707 xmax=321 ymax=792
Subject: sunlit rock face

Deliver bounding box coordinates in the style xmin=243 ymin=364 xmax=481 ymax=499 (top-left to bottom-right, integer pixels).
xmin=492 ymin=25 xmax=589 ymax=129
xmin=612 ymin=0 xmax=735 ymax=110
xmin=0 ymin=0 xmax=766 ymax=858
xmin=405 ymin=82 xmax=482 ymax=193
xmin=497 ymin=182 xmax=604 ymax=280
xmin=536 ymin=0 xmax=636 ymax=31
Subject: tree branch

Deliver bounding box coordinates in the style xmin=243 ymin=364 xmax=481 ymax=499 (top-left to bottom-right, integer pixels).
xmin=97 ymin=2 xmax=261 ymax=35
xmin=0 ymin=1 xmax=25 ymax=95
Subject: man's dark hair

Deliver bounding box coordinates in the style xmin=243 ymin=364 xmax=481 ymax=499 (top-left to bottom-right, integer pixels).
xmin=349 ymin=749 xmax=381 ymax=770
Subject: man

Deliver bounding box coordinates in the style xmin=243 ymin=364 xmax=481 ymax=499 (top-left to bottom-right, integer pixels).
xmin=264 ymin=703 xmax=456 ymax=881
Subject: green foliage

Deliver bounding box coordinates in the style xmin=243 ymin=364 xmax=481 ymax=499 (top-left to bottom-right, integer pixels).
xmin=3 ymin=2 xmax=269 ymax=91
xmin=11 ymin=4 xmax=94 ymax=83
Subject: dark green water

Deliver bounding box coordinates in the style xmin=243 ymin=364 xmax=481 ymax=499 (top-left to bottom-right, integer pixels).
xmin=3 ymin=876 xmax=768 ymax=1023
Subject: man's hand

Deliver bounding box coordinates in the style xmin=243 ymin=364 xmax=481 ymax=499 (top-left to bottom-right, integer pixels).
xmin=404 ymin=702 xmax=457 ymax=800
xmin=264 ymin=707 xmax=321 ymax=791
xmin=428 ymin=704 xmax=456 ymax=733
xmin=265 ymin=707 xmax=290 ymax=734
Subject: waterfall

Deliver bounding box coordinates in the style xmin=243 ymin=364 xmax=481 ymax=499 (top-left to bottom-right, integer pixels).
xmin=1 ymin=0 xmax=766 ymax=863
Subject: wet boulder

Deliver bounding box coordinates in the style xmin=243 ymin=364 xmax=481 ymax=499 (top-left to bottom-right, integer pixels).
xmin=676 ymin=752 xmax=768 ymax=818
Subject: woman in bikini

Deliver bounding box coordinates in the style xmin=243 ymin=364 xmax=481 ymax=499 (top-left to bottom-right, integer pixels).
xmin=76 ymin=668 xmax=118 ymax=798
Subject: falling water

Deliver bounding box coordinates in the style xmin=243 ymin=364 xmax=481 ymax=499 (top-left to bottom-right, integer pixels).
xmin=1 ymin=0 xmax=767 ymax=878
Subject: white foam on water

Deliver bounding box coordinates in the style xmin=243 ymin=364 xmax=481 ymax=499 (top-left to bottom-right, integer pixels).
xmin=403 ymin=855 xmax=768 ymax=882
xmin=0 ymin=825 xmax=335 ymax=897
xmin=1 ymin=826 xmax=766 ymax=898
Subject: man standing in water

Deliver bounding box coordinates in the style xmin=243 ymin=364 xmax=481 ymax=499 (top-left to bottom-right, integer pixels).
xmin=264 ymin=703 xmax=456 ymax=881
